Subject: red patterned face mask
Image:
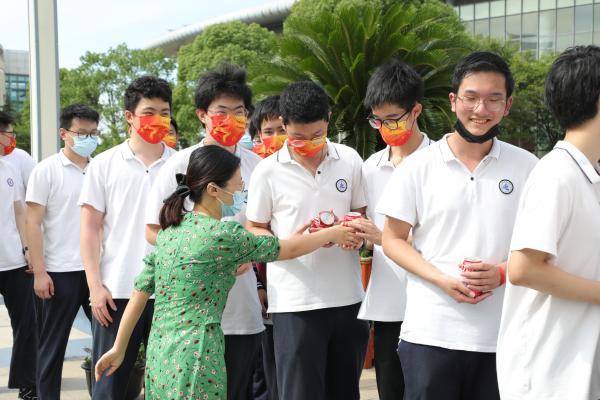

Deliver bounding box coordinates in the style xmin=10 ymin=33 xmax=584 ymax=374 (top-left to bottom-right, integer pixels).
xmin=1 ymin=135 xmax=16 ymax=156
xmin=208 ymin=115 xmax=247 ymax=146
xmin=163 ymin=133 xmax=177 ymax=149
xmin=287 ymin=135 xmax=326 ymax=158
xmin=261 ymin=134 xmax=287 ymax=157
xmin=378 ymin=120 xmax=414 ymax=146
xmin=134 ymin=115 xmax=171 ymax=144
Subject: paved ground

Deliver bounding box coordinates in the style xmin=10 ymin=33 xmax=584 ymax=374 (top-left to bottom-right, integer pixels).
xmin=0 ymin=299 xmax=379 ymax=399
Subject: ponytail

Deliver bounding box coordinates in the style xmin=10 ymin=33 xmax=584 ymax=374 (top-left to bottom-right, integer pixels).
xmin=159 ymin=173 xmax=192 ymax=230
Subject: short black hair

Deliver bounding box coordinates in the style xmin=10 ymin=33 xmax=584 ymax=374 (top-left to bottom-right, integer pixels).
xmin=249 ymin=95 xmax=280 ymax=137
xmin=170 ymin=116 xmax=178 ymax=133
xmin=545 ymin=45 xmax=600 ymax=130
xmin=194 ymin=63 xmax=252 ymax=111
xmin=0 ymin=111 xmax=15 ymax=131
xmin=279 ymin=81 xmax=329 ymax=125
xmin=364 ymin=59 xmax=424 ymax=111
xmin=452 ymin=51 xmax=514 ymax=97
xmin=59 ymin=104 xmax=100 ymax=130
xmin=124 ymin=75 xmax=172 ymax=113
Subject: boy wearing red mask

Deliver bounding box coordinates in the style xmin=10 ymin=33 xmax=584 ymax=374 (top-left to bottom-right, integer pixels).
xmin=0 ymin=111 xmax=36 ymax=198
xmin=354 ymin=59 xmax=433 ymax=400
xmin=79 ymin=76 xmax=176 ymax=399
xmin=246 ymin=81 xmax=368 ymax=400
xmin=146 ymin=63 xmax=267 ymax=400
xmin=249 ymin=95 xmax=286 ymax=159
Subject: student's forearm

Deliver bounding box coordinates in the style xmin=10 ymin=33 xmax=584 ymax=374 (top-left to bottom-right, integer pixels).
xmin=382 ymin=236 xmax=444 ymax=286
xmin=81 ymin=225 xmax=103 ymax=289
xmin=26 ymin=221 xmax=46 ymax=273
xmin=510 ymin=250 xmax=600 ymax=303
xmin=247 ymin=225 xmax=273 ymax=237
xmin=113 ymin=290 xmax=150 ymax=353
xmin=14 ymin=202 xmax=28 ymax=249
xmin=278 ymin=228 xmax=335 ymax=260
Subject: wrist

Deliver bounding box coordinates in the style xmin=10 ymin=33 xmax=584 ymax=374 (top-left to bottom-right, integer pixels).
xmin=498 ymin=265 xmax=506 ymax=285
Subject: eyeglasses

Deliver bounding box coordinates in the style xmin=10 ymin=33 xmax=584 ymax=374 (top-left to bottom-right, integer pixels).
xmin=367 ymin=109 xmax=411 ymax=130
xmin=207 ymin=107 xmax=249 ymax=118
xmin=455 ymin=95 xmax=506 ymax=112
xmin=65 ymin=129 xmax=100 ymax=139
xmin=0 ymin=130 xmax=16 ymax=138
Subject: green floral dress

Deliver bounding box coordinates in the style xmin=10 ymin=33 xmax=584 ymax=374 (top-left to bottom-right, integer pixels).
xmin=134 ymin=212 xmax=280 ymax=400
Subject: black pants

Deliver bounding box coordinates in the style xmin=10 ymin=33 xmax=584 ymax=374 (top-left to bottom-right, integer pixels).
xmin=398 ymin=340 xmax=500 ymax=400
xmin=224 ymin=332 xmax=262 ymax=400
xmin=373 ymin=321 xmax=404 ymax=400
xmin=91 ymin=298 xmax=154 ymax=400
xmin=272 ymin=302 xmax=369 ymax=400
xmin=0 ymin=266 xmax=37 ymax=389
xmin=253 ymin=325 xmax=278 ymax=400
xmin=37 ymin=271 xmax=92 ymax=400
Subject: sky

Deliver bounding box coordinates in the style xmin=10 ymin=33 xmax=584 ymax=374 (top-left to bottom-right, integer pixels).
xmin=1 ymin=0 xmax=281 ymax=69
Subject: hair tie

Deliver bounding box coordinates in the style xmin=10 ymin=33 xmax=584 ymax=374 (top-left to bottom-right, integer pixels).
xmin=173 ymin=173 xmax=191 ymax=198
xmin=176 ymin=173 xmax=187 ymax=186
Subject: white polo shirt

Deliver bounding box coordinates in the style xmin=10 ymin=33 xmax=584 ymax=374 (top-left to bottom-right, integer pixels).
xmin=246 ymin=140 xmax=367 ymax=313
xmin=0 ymin=160 xmax=26 ymax=271
xmin=2 ymin=148 xmax=36 ymax=191
xmin=358 ymin=133 xmax=432 ymax=322
xmin=146 ymin=141 xmax=266 ymax=335
xmin=497 ymin=141 xmax=600 ymax=400
xmin=26 ymin=150 xmax=89 ymax=272
xmin=376 ymin=134 xmax=537 ymax=352
xmin=78 ymin=140 xmax=175 ymax=298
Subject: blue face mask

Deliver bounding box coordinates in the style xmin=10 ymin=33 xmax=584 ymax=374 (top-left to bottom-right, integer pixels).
xmin=215 ymin=186 xmax=246 ymax=217
xmin=238 ymin=131 xmax=254 ymax=150
xmin=70 ymin=135 xmax=98 ymax=157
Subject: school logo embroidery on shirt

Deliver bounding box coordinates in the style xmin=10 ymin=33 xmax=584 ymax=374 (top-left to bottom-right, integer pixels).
xmin=499 ymin=179 xmax=513 ymax=194
xmin=6 ymin=178 xmax=14 ymax=187
xmin=336 ymin=179 xmax=348 ymax=192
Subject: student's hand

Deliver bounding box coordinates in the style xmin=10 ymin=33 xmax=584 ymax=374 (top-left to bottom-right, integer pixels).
xmin=34 ymin=271 xmax=55 ymax=299
xmin=257 ymin=288 xmax=269 ymax=319
xmin=328 ymin=224 xmax=361 ymax=248
xmin=460 ymin=262 xmax=502 ymax=292
xmin=347 ymin=218 xmax=382 ymax=246
xmin=436 ymin=274 xmax=493 ymax=304
xmin=95 ymin=347 xmax=125 ymax=382
xmin=235 ymin=264 xmax=252 ymax=276
xmin=90 ymin=285 xmax=117 ymax=327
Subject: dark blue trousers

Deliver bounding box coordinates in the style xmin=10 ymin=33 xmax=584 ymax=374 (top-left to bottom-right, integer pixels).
xmin=224 ymin=332 xmax=262 ymax=400
xmin=373 ymin=321 xmax=404 ymax=400
xmin=37 ymin=271 xmax=92 ymax=400
xmin=398 ymin=340 xmax=500 ymax=400
xmin=0 ymin=266 xmax=37 ymax=389
xmin=272 ymin=302 xmax=369 ymax=400
xmin=253 ymin=324 xmax=278 ymax=400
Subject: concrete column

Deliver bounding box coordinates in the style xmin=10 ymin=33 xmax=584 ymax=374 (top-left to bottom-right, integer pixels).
xmin=28 ymin=0 xmax=59 ymax=161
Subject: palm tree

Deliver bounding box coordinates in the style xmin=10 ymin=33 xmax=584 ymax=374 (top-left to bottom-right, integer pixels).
xmin=250 ymin=0 xmax=474 ymax=159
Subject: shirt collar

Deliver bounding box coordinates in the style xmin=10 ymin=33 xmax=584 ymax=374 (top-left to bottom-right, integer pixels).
xmin=439 ymin=133 xmax=500 ymax=163
xmin=121 ymin=139 xmax=171 ymax=162
xmin=277 ymin=138 xmax=338 ymax=164
xmin=376 ymin=132 xmax=432 ymax=168
xmin=58 ymin=149 xmax=90 ymax=168
xmin=554 ymin=140 xmax=600 ymax=184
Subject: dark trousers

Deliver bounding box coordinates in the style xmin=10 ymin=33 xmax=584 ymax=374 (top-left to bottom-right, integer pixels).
xmin=272 ymin=302 xmax=369 ymax=400
xmin=91 ymin=298 xmax=154 ymax=400
xmin=398 ymin=340 xmax=500 ymax=400
xmin=252 ymin=325 xmax=278 ymax=400
xmin=0 ymin=266 xmax=37 ymax=389
xmin=224 ymin=332 xmax=263 ymax=400
xmin=373 ymin=321 xmax=404 ymax=400
xmin=37 ymin=271 xmax=92 ymax=400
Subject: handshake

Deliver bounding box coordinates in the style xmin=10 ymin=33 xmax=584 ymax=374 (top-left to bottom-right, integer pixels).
xmin=307 ymin=210 xmax=366 ymax=250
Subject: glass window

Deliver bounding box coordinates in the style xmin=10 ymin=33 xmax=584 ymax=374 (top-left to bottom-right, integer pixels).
xmin=523 ymin=0 xmax=539 ymax=12
xmin=557 ymin=7 xmax=574 ymax=35
xmin=558 ymin=0 xmax=574 ymax=6
xmin=539 ymin=10 xmax=556 ymax=53
xmin=576 ymin=4 xmax=594 ymax=32
xmin=576 ymin=0 xmax=593 ymax=4
xmin=506 ymin=14 xmax=522 ymax=49
xmin=594 ymin=31 xmax=600 ymax=44
xmin=463 ymin=20 xmax=475 ymax=32
xmin=461 ymin=3 xmax=475 ymax=20
xmin=507 ymin=0 xmax=522 ymax=14
xmin=475 ymin=18 xmax=490 ymax=36
xmin=522 ymin=12 xmax=539 ymax=53
xmin=491 ymin=0 xmax=506 ymax=16
xmin=540 ymin=0 xmax=556 ymax=9
xmin=490 ymin=16 xmax=506 ymax=39
xmin=595 ymin=4 xmax=600 ymax=31
xmin=476 ymin=2 xmax=490 ymax=18
xmin=557 ymin=34 xmax=574 ymax=49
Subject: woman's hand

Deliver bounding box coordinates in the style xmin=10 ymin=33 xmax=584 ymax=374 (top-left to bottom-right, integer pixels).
xmin=328 ymin=224 xmax=361 ymax=248
xmin=95 ymin=347 xmax=125 ymax=382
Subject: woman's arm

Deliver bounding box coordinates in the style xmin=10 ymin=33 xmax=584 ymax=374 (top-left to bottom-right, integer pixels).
xmin=277 ymin=223 xmax=359 ymax=260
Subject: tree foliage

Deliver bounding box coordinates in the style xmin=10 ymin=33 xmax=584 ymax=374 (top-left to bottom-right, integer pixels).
xmin=250 ymin=0 xmax=474 ymax=159
xmin=174 ymin=21 xmax=278 ymax=145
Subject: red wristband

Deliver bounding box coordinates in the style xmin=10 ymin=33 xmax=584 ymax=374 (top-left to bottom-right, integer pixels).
xmin=499 ymin=265 xmax=506 ymax=285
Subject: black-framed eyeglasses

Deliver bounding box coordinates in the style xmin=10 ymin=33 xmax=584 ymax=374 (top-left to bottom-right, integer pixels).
xmin=454 ymin=95 xmax=506 ymax=112
xmin=0 ymin=130 xmax=16 ymax=138
xmin=367 ymin=109 xmax=411 ymax=130
xmin=65 ymin=129 xmax=100 ymax=139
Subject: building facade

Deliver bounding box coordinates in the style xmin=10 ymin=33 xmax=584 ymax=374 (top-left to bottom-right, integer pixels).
xmin=4 ymin=49 xmax=29 ymax=112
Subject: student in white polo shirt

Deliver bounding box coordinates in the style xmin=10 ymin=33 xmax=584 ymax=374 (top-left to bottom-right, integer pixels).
xmin=355 ymin=59 xmax=433 ymax=400
xmin=145 ymin=64 xmax=266 ymax=400
xmin=497 ymin=46 xmax=600 ymax=400
xmin=0 ymin=111 xmax=36 ymax=196
xmin=246 ymin=81 xmax=368 ymax=400
xmin=377 ymin=52 xmax=538 ymax=400
xmin=0 ymin=154 xmax=36 ymax=400
xmin=26 ymin=104 xmax=99 ymax=399
xmin=79 ymin=76 xmax=176 ymax=400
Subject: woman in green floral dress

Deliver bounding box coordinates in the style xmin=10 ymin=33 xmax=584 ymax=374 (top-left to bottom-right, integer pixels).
xmin=94 ymin=145 xmax=359 ymax=399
